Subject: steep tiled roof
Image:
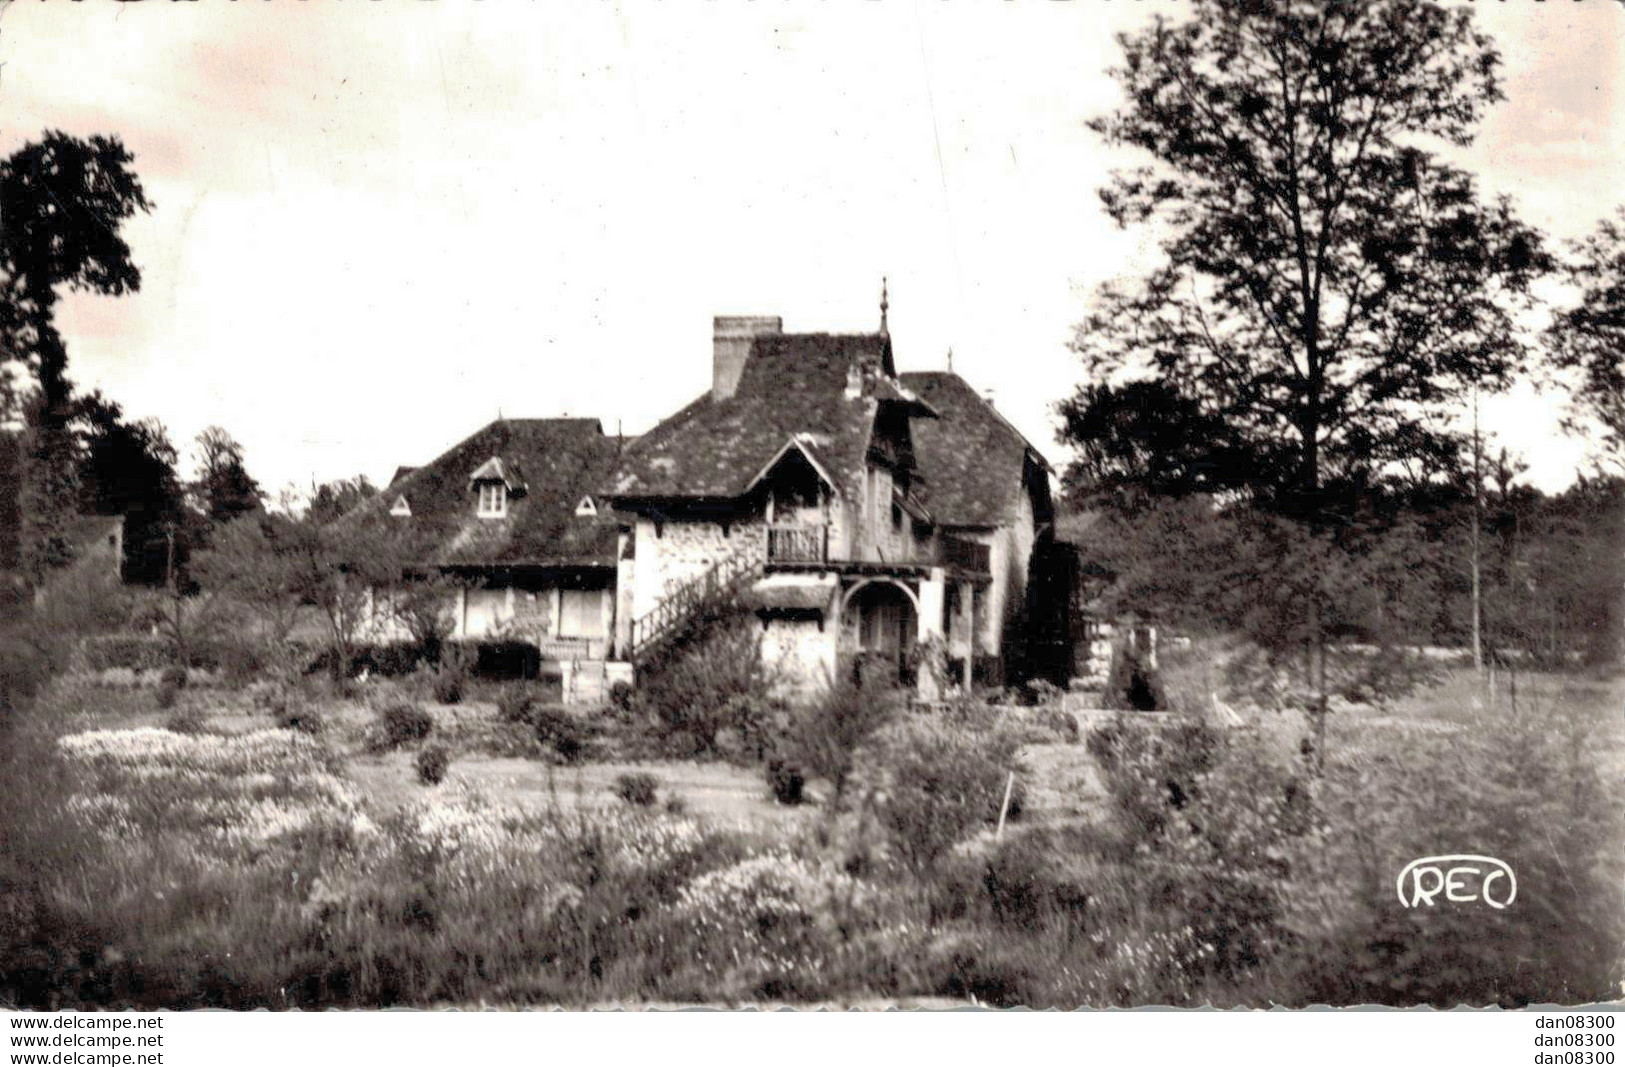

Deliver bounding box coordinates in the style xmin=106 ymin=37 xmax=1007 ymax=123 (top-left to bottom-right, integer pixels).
xmin=356 ymin=418 xmax=624 ymax=568
xmin=610 ymin=334 xmax=905 ymax=505
xmin=899 ymin=372 xmax=1052 ymax=528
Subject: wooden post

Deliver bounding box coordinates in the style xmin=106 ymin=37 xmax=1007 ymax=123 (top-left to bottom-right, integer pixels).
xmin=995 ymin=771 xmax=1016 ymax=843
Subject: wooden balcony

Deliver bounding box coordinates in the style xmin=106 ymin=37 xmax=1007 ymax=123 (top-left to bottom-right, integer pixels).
xmin=940 ymin=534 xmax=991 ymax=575
xmin=767 ymin=524 xmax=829 ymax=564
xmin=766 ymin=523 xmax=991 ymax=577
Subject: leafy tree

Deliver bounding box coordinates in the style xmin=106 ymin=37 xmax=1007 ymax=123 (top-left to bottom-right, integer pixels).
xmin=190 ymin=515 xmax=310 ymax=666
xmin=193 ymin=509 xmax=451 ymax=679
xmin=1056 ymin=380 xmax=1270 ymax=506
xmin=70 ymin=392 xmax=184 ymax=585
xmin=1547 ymin=208 xmax=1625 ymax=472
xmin=307 ymin=475 xmax=378 ymax=525
xmin=1 ymin=133 xmax=151 ymax=581
xmin=1067 ymin=0 xmax=1552 ymax=755
xmin=1073 ymin=0 xmax=1548 ymax=514
xmin=191 ymin=426 xmax=263 ymax=528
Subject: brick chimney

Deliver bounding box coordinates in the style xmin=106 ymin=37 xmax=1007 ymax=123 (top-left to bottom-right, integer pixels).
xmin=712 ymin=315 xmax=782 ymax=401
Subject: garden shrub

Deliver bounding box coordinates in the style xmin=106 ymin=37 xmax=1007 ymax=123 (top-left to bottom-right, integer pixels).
xmin=81 ymin=634 xmax=172 ymax=673
xmin=765 ymin=758 xmax=806 ymax=806
xmin=496 ymin=686 xmax=539 ymax=726
xmin=368 ymin=642 xmax=425 ymax=678
xmin=777 ymin=670 xmax=898 ymax=805
xmin=868 ymin=716 xmax=1025 ymax=872
xmin=663 ymin=851 xmax=880 ymax=1001
xmin=154 ymin=678 xmax=181 ymax=710
xmin=472 ymin=640 xmax=541 ymax=680
xmin=608 ymin=679 xmax=633 ymax=713
xmin=377 ymin=703 xmax=433 ymax=749
xmin=0 ymin=631 xmax=58 ymax=720
xmin=532 ymin=705 xmax=588 ymax=764
xmin=611 ymin=772 xmax=660 ymax=808
xmin=1085 ymin=713 xmax=1309 ymax=984
xmin=160 ymin=665 xmax=188 ymax=690
xmin=635 ymin=609 xmax=781 ymax=759
xmin=414 ymin=744 xmax=451 ymax=786
xmin=1039 ymin=706 xmax=1080 ymax=744
xmin=431 ymin=665 xmax=465 ymax=705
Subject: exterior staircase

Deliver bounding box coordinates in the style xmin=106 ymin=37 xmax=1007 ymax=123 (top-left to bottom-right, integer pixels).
xmin=628 ymin=549 xmax=764 ymax=665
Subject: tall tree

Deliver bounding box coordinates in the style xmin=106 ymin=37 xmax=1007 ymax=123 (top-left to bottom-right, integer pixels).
xmin=1056 ymin=379 xmax=1276 ymax=507
xmin=72 ymin=392 xmax=184 ymax=585
xmin=1 ymin=133 xmax=151 ymax=580
xmin=1547 ymin=207 xmax=1625 ymax=472
xmin=192 ymin=426 xmax=263 ymax=528
xmin=1072 ymin=0 xmax=1548 ymax=518
xmin=307 ymin=474 xmax=378 ymax=525
xmin=1067 ymin=1 xmax=1552 ymax=759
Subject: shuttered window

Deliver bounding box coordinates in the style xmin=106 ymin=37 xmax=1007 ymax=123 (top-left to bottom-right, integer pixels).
xmin=558 ymin=589 xmax=604 ymax=638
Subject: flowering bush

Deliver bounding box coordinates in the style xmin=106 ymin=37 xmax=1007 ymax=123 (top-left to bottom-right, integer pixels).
xmin=666 ymin=850 xmax=883 ymax=998
xmin=415 ymin=744 xmax=451 ymax=786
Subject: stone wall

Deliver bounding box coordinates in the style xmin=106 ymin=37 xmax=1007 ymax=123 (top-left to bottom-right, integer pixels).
xmin=630 ymin=514 xmax=767 ymax=623
xmin=760 ymin=614 xmax=838 ymax=698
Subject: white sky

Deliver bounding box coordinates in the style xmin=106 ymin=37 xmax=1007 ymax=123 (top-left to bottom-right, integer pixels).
xmin=0 ymin=1 xmax=1619 ymax=495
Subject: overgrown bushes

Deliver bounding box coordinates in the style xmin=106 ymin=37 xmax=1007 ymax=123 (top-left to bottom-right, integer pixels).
xmin=772 ymin=671 xmax=899 ymax=805
xmin=415 ymin=744 xmax=452 ymax=786
xmin=867 ymin=715 xmax=1026 ymax=872
xmin=635 ymin=609 xmax=782 ymax=760
xmin=611 ymin=772 xmax=660 ymax=808
xmin=375 ymin=703 xmax=433 ymax=750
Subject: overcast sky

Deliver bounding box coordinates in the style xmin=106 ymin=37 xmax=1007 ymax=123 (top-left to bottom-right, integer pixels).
xmin=1 ymin=1 xmax=1618 ymax=496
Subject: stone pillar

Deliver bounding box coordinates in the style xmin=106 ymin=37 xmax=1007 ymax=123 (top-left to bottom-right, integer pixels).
xmin=916 ymin=567 xmax=947 ymax=700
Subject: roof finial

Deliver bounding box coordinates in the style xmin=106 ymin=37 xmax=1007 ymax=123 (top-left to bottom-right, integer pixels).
xmin=879 ymin=276 xmax=889 ymax=336
xmin=946 ymin=346 xmax=954 ymax=374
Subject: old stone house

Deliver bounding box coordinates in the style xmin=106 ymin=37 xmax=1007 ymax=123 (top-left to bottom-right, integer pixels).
xmin=368 ymin=306 xmax=1063 ymax=700
xmin=359 ymin=417 xmax=629 ymax=684
xmin=606 ymin=311 xmax=1058 ymax=697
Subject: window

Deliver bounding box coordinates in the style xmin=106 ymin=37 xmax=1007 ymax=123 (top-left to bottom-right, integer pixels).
xmin=477 ymin=482 xmax=507 ymax=518
xmin=390 ymin=495 xmax=411 ymax=518
xmin=558 ymin=589 xmax=604 ymax=638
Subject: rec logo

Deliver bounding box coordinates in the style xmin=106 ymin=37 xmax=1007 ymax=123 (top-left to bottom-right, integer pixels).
xmin=1397 ymin=855 xmax=1517 ymax=910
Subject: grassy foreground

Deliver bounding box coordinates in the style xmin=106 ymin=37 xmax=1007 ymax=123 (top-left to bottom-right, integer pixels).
xmin=1 ymin=664 xmax=1620 ymax=1009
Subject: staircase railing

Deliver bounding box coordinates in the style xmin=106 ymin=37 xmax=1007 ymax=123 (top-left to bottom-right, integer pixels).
xmin=628 ymin=549 xmax=764 ymax=663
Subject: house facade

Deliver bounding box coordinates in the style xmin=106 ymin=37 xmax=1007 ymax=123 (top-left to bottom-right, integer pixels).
xmin=606 ymin=312 xmax=1056 ymax=697
xmin=357 ymin=418 xmax=629 ymax=682
xmin=367 ymin=307 xmax=1062 ymax=701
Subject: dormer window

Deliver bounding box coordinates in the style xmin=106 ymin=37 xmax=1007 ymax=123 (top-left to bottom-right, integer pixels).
xmin=390 ymin=495 xmax=412 ymax=518
xmin=468 ymin=456 xmax=522 ymax=519
xmin=575 ymin=495 xmax=597 ymax=517
xmin=477 ymin=482 xmax=507 ymax=518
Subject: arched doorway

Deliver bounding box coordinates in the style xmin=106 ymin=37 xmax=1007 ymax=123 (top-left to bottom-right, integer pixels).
xmin=842 ymin=579 xmax=919 ymax=686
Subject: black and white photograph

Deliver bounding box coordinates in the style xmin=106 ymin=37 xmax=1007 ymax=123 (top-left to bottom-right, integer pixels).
xmin=0 ymin=0 xmax=1621 ymax=1034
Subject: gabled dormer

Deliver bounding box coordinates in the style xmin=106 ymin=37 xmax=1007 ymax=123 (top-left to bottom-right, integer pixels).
xmin=389 ymin=494 xmax=412 ymax=518
xmin=469 ymin=456 xmax=524 ymax=519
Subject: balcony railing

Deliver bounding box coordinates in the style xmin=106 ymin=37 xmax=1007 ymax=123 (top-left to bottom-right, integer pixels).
xmin=766 ymin=523 xmax=991 ymax=575
xmin=940 ymin=534 xmax=991 ymax=575
xmin=767 ymin=524 xmax=829 ymax=564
